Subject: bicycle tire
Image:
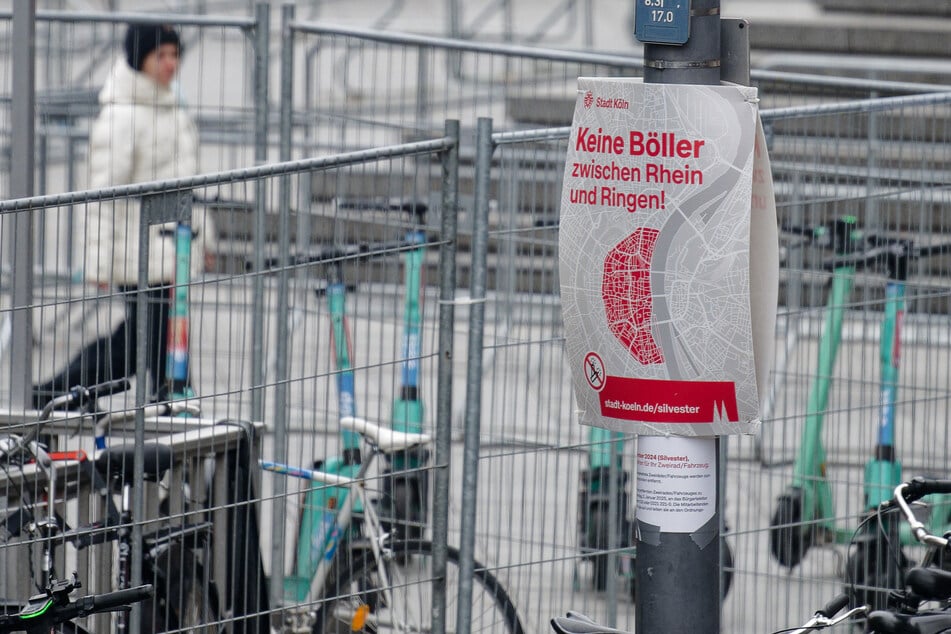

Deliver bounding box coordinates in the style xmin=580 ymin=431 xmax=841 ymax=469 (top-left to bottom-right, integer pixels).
xmin=313 ymin=538 xmax=524 ymax=634
xmin=145 ymin=542 xmax=222 ymax=634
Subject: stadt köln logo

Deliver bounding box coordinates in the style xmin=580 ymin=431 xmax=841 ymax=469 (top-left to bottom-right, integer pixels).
xmin=583 ymin=91 xmax=594 ymax=109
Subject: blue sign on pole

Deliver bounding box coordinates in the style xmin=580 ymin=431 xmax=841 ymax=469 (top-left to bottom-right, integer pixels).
xmin=634 ymin=0 xmax=691 ymax=45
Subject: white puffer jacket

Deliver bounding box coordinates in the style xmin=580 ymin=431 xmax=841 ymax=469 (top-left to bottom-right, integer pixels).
xmin=84 ymin=58 xmax=214 ymax=285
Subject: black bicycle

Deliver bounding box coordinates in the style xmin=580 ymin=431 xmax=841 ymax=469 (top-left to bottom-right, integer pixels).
xmin=0 ymin=380 xmax=221 ymax=634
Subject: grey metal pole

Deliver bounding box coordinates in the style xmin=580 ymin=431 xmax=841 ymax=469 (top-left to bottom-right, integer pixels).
xmin=636 ymin=1 xmax=723 ymax=632
xmin=133 ymin=202 xmax=150 ymax=634
xmin=7 ymin=0 xmax=36 ymax=411
xmin=269 ymin=1 xmax=295 ymax=613
xmin=455 ymin=117 xmax=493 ymax=634
xmin=250 ymin=2 xmax=270 ymax=423
xmin=432 ymin=119 xmax=460 ymax=634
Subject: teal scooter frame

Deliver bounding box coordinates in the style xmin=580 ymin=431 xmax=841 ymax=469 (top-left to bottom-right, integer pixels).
xmin=283 ymin=255 xmax=363 ymax=603
xmin=769 ymin=216 xmax=951 ymax=609
xmin=335 ymin=199 xmax=431 ymax=542
xmin=265 ymin=200 xmax=432 ymax=601
xmin=578 ymin=429 xmax=628 ymax=593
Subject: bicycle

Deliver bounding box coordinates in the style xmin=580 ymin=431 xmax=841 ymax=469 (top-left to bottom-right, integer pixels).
xmin=0 ymin=575 xmax=153 ymax=634
xmin=260 ymin=415 xmax=524 ymax=634
xmin=768 ymin=217 xmax=951 ymax=608
xmin=0 ymin=380 xmax=221 ymax=634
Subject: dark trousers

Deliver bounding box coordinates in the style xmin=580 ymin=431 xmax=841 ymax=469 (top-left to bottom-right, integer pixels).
xmin=34 ymin=286 xmax=173 ymax=402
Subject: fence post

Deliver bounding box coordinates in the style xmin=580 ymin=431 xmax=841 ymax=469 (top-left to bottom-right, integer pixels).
xmin=269 ymin=1 xmax=296 ymax=613
xmin=6 ymin=1 xmax=35 ymax=411
xmin=432 ymin=119 xmax=460 ymax=634
xmin=455 ymin=117 xmax=494 ymax=634
xmin=138 ymin=190 xmax=194 ymax=634
xmin=250 ymin=1 xmax=270 ymax=423
xmin=636 ymin=1 xmax=723 ymax=632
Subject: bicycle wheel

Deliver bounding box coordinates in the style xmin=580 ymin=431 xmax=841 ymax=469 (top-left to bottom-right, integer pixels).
xmin=145 ymin=542 xmax=221 ymax=634
xmin=313 ymin=539 xmax=523 ymax=634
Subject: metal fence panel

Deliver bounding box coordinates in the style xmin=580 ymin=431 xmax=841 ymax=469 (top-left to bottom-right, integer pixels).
xmin=457 ymin=92 xmax=951 ymax=633
xmin=0 ymin=130 xmax=461 ymax=634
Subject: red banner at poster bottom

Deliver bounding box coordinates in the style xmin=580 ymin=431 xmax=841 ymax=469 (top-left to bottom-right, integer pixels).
xmin=597 ymin=376 xmax=739 ymax=423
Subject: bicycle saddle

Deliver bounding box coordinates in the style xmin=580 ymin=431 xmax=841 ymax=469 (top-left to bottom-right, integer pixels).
xmin=95 ymin=443 xmax=174 ymax=483
xmin=908 ymin=566 xmax=951 ymax=602
xmin=340 ymin=416 xmax=430 ymax=453
xmin=867 ymin=610 xmax=951 ymax=634
xmin=551 ymin=612 xmax=632 ymax=634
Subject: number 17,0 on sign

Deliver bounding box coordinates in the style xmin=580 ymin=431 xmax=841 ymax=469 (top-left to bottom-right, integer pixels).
xmin=634 ymin=0 xmax=691 ymax=45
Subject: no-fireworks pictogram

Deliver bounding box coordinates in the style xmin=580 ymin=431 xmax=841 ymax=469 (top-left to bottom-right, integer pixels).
xmin=583 ymin=352 xmax=606 ymax=391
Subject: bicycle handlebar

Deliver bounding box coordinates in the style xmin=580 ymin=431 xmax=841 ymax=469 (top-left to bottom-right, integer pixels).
xmin=86 ymin=585 xmax=153 ymax=613
xmin=335 ymin=197 xmax=428 ymax=218
xmin=888 ymin=477 xmax=951 ymax=549
xmin=38 ymin=379 xmax=131 ymax=421
xmin=776 ymin=594 xmax=868 ymax=634
xmin=255 ymin=237 xmax=425 ymax=272
xmin=867 ymin=610 xmax=951 ymax=634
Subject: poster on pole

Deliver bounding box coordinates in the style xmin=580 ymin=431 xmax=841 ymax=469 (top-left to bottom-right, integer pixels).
xmin=559 ymin=78 xmax=778 ymax=437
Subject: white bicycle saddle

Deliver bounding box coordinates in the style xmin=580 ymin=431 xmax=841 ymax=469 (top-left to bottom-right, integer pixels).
xmin=340 ymin=416 xmax=431 ymax=453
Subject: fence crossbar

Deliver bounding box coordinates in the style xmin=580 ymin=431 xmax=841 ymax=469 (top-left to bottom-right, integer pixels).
xmin=0 ymin=136 xmax=456 ymax=213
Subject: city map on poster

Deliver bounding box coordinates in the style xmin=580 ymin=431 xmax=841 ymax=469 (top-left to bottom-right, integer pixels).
xmin=559 ymin=79 xmax=777 ymax=436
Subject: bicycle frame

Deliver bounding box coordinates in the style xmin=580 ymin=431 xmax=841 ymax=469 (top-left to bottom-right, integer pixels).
xmin=261 ymin=445 xmax=394 ymax=612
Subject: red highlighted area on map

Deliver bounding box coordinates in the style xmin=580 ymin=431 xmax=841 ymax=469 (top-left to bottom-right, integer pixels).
xmin=602 ymin=228 xmax=664 ymax=365
xmin=598 ymin=376 xmax=739 ymax=423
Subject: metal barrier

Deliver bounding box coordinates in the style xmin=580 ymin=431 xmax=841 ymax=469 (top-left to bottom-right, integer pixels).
xmin=4 ymin=7 xmax=951 ymax=633
xmin=454 ymin=91 xmax=951 ymax=633
xmin=0 ymin=126 xmax=462 ymax=633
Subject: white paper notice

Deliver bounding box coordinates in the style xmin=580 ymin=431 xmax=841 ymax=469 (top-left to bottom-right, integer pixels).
xmin=635 ymin=436 xmax=716 ymax=533
xmin=558 ymin=78 xmax=778 ymax=437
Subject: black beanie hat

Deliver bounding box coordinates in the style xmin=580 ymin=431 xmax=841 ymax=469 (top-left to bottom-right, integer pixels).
xmin=124 ymin=23 xmax=181 ymax=71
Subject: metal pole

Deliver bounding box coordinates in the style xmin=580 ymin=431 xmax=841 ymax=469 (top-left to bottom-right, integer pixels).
xmin=7 ymin=0 xmax=35 ymax=411
xmin=250 ymin=1 xmax=270 ymax=422
xmin=133 ymin=207 xmax=149 ymax=634
xmin=455 ymin=117 xmax=493 ymax=634
xmin=432 ymin=119 xmax=460 ymax=634
xmin=269 ymin=1 xmax=295 ymax=613
xmin=636 ymin=1 xmax=722 ymax=632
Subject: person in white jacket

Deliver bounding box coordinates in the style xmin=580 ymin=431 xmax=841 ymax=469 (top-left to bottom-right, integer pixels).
xmin=33 ymin=23 xmax=215 ymax=408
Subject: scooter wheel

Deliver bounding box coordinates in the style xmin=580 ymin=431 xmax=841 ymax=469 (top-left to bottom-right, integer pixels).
xmin=769 ymin=487 xmax=812 ymax=568
xmin=590 ymin=504 xmax=612 ymax=592
xmin=845 ymin=534 xmax=907 ymax=611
